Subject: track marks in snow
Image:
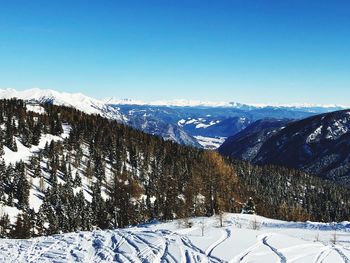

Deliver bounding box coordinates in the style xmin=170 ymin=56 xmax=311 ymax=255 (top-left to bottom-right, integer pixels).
xmin=333 ymin=246 xmax=350 ymax=263
xmin=206 ymin=228 xmax=231 ymax=257
xmin=131 ymin=232 xmax=166 ymax=262
xmin=234 ymin=242 xmax=261 ymax=263
xmin=3 ymin=216 xmax=350 ymax=263
xmin=262 ymin=235 xmax=287 ymax=263
xmin=180 ymin=235 xmax=218 ymax=263
xmin=26 ymin=239 xmax=63 ymax=263
xmin=314 ymin=247 xmax=332 ymax=263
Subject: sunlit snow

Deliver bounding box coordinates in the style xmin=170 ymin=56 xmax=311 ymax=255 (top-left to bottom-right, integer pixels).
xmin=1 ymin=214 xmax=350 ymax=262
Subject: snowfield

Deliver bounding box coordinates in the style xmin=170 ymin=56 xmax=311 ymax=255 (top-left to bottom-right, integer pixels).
xmin=1 ymin=214 xmax=350 ymax=263
xmin=194 ymin=136 xmax=226 ymax=150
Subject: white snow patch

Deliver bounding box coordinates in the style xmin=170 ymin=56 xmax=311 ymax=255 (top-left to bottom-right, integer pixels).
xmin=26 ymin=104 xmax=46 ymax=114
xmin=307 ymin=126 xmax=323 ymax=143
xmin=3 ymin=124 xmax=71 ymax=165
xmin=194 ymin=136 xmax=226 ymax=149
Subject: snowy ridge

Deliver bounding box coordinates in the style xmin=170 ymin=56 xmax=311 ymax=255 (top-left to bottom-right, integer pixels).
xmin=1 ymin=213 xmax=350 ymax=262
xmin=0 ymin=88 xmax=125 ymax=122
xmin=104 ymin=98 xmax=240 ymax=107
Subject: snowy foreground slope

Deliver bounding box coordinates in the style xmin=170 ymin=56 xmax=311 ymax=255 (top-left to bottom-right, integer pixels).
xmin=1 ymin=214 xmax=350 ymax=263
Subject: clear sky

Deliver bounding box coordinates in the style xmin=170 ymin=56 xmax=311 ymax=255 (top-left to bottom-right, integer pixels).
xmin=0 ymin=0 xmax=349 ymax=105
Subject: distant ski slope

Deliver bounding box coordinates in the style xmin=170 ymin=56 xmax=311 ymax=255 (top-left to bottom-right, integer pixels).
xmin=1 ymin=213 xmax=350 ymax=263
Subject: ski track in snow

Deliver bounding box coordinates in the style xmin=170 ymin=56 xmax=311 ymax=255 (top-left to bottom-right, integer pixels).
xmin=262 ymin=235 xmax=287 ymax=263
xmin=333 ymin=246 xmax=350 ymax=263
xmin=314 ymin=247 xmax=332 ymax=263
xmin=206 ymin=228 xmax=231 ymax=258
xmin=2 ymin=214 xmax=350 ymax=262
xmin=234 ymin=241 xmax=261 ymax=263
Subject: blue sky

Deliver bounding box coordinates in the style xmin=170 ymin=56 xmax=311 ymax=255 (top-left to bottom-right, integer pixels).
xmin=0 ymin=0 xmax=349 ymax=105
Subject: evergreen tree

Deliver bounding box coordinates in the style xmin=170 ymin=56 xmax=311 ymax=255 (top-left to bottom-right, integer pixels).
xmin=0 ymin=151 xmax=5 ymax=202
xmin=73 ymin=172 xmax=82 ymax=188
xmin=91 ymin=181 xmax=108 ymax=229
xmin=4 ymin=117 xmax=18 ymax=152
xmin=11 ymin=212 xmax=32 ymax=239
xmin=32 ymin=123 xmax=42 ymax=146
xmin=242 ymin=197 xmax=256 ymax=214
xmin=0 ymin=213 xmax=10 ymax=238
xmin=14 ymin=162 xmax=30 ymax=209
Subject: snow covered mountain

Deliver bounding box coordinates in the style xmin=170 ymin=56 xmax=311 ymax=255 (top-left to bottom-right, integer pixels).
xmin=0 ymin=88 xmax=125 ymax=122
xmin=1 ymin=88 xmax=347 ymax=149
xmin=104 ymin=97 xmax=347 ymax=111
xmin=1 ymin=213 xmax=350 ymax=263
xmin=0 ymin=89 xmax=200 ymax=147
xmin=220 ymin=109 xmax=350 ymax=184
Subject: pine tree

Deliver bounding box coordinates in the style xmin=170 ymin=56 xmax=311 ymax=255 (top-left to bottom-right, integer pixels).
xmin=32 ymin=156 xmax=42 ymax=178
xmin=73 ymin=172 xmax=82 ymax=188
xmin=5 ymin=117 xmax=17 ymax=151
xmin=5 ymin=165 xmax=15 ymax=206
xmin=0 ymin=146 xmax=5 ymax=202
xmin=91 ymin=181 xmax=108 ymax=229
xmin=0 ymin=213 xmax=10 ymax=238
xmin=32 ymin=123 xmax=42 ymax=146
xmin=14 ymin=162 xmax=30 ymax=209
xmin=11 ymin=212 xmax=32 ymax=239
xmin=242 ymin=197 xmax=256 ymax=215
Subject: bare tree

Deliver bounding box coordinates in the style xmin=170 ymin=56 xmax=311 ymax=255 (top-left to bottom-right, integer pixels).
xmin=200 ymin=220 xmax=205 ymax=237
xmin=331 ymin=231 xmax=337 ymax=245
xmin=330 ymin=223 xmax=338 ymax=245
xmin=39 ymin=176 xmax=45 ymax=192
xmin=217 ymin=211 xmax=226 ymax=228
xmin=314 ymin=233 xmax=320 ymax=242
xmin=251 ymin=216 xmax=261 ymax=230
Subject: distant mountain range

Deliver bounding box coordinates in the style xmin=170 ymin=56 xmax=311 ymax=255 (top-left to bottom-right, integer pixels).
xmin=103 ymin=97 xmax=346 ymax=110
xmin=219 ymin=110 xmax=350 ymax=184
xmin=0 ymin=88 xmax=347 ymax=149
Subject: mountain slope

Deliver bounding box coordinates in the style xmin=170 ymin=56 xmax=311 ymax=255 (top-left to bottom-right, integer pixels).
xmin=220 ymin=110 xmax=350 ymax=183
xmin=0 ymin=99 xmax=240 ymax=237
xmin=219 ymin=118 xmax=291 ymax=161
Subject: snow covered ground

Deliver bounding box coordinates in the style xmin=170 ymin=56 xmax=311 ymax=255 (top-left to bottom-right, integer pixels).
xmin=194 ymin=136 xmax=226 ymax=149
xmin=1 ymin=213 xmax=350 ymax=262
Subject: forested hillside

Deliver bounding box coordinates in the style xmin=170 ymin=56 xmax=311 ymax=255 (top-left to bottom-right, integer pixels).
xmin=0 ymin=99 xmax=349 ymax=239
xmin=231 ymin=159 xmax=350 ymax=222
